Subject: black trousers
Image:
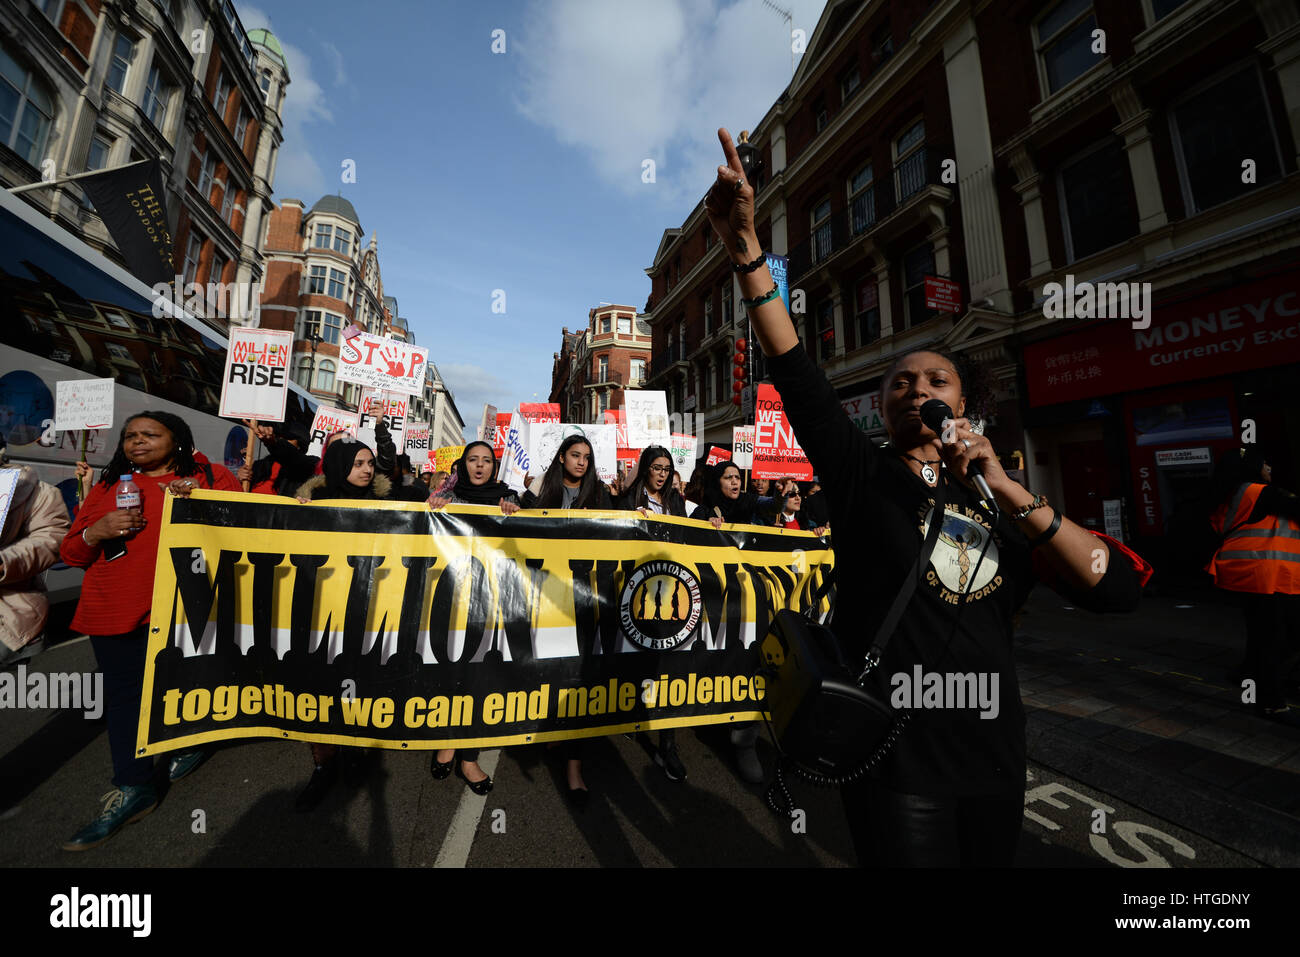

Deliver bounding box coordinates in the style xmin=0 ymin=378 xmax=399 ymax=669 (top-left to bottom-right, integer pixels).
xmin=840 ymin=779 xmax=1023 ymax=867
xmin=1238 ymin=592 xmax=1300 ymax=709
xmin=91 ymin=629 xmax=154 ymax=788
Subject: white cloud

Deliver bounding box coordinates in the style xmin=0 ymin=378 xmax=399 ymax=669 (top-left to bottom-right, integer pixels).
xmin=514 ymin=0 xmax=829 ymax=206
xmin=237 ymin=4 xmax=332 ymax=200
xmin=434 ymin=362 xmax=538 ymax=441
xmin=321 ymin=40 xmax=348 ymax=87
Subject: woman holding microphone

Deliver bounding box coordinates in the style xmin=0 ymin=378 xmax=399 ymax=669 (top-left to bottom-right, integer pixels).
xmin=702 ymin=129 xmax=1145 ymax=866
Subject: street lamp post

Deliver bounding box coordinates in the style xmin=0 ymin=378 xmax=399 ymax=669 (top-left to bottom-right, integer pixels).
xmin=306 ymin=332 xmax=324 ymax=393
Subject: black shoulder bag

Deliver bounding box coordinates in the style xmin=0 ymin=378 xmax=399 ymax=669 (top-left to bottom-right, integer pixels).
xmin=758 ymin=477 xmax=946 ymax=811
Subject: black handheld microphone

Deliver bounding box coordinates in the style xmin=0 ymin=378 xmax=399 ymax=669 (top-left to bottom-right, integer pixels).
xmin=919 ymin=399 xmax=995 ymax=506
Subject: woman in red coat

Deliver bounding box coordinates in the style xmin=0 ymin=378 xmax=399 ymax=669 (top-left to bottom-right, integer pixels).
xmin=60 ymin=411 xmax=239 ymax=851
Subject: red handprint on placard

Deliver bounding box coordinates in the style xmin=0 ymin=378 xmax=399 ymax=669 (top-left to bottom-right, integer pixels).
xmin=378 ymin=345 xmax=406 ymax=377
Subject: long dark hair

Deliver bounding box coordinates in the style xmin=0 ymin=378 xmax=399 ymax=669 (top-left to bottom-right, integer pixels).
xmin=536 ymin=434 xmax=604 ymax=508
xmin=622 ymin=445 xmax=685 ymax=513
xmin=98 ymin=411 xmax=200 ymax=487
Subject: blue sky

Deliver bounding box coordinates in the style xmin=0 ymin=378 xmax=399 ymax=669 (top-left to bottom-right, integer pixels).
xmin=237 ymin=0 xmax=828 ymax=439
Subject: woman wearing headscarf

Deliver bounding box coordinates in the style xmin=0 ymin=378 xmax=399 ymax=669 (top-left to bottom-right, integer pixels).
xmin=519 ymin=435 xmax=613 ymax=806
xmin=290 ymin=437 xmax=393 ymax=810
xmin=60 ymin=411 xmax=240 ymax=850
xmin=426 ymin=440 xmax=521 ymax=794
xmin=1206 ymin=447 xmax=1300 ymax=727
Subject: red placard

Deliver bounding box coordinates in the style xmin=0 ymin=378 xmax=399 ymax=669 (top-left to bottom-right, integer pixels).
xmin=751 ymin=383 xmax=813 ymax=481
xmin=519 ymin=402 xmax=560 ymax=424
xmin=705 ymin=446 xmax=732 ymax=466
xmin=492 ymin=412 xmax=512 ymax=460
xmin=1025 ymin=273 xmax=1300 ymax=407
xmin=925 ymin=276 xmax=962 ymax=313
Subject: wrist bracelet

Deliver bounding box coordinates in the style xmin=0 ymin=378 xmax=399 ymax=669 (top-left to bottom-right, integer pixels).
xmin=733 ymin=251 xmax=767 ymax=274
xmin=1027 ymin=507 xmax=1063 ymax=548
xmin=82 ymin=528 xmax=95 ymax=547
xmin=1010 ymin=493 xmax=1048 ymax=521
xmin=741 ymin=285 xmax=781 ymax=309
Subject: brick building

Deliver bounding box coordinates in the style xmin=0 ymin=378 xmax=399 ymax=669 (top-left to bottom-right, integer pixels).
xmin=644 ymin=0 xmax=1300 ymax=559
xmin=550 ymin=304 xmax=651 ymax=423
xmin=0 ymin=0 xmax=287 ymax=330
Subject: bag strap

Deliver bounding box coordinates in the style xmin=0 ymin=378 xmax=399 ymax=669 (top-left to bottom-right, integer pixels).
xmin=859 ymin=473 xmax=946 ymax=679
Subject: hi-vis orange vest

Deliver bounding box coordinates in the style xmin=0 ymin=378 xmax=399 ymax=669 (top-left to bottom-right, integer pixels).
xmin=1206 ymin=483 xmax=1300 ymax=594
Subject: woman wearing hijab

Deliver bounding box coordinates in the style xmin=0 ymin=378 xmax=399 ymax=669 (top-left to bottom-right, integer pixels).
xmin=520 ymin=435 xmax=613 ymax=806
xmin=426 ymin=441 xmax=521 ymax=794
xmin=290 ymin=438 xmax=393 ymax=810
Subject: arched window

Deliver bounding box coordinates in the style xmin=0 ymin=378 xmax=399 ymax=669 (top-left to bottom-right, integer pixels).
xmin=294 ymin=355 xmax=313 ymax=387
xmin=0 ymin=46 xmax=55 ymax=166
xmin=315 ymin=359 xmax=335 ymax=392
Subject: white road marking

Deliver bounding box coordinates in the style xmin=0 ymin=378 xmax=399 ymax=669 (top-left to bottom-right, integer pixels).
xmin=433 ymin=749 xmax=501 ymax=868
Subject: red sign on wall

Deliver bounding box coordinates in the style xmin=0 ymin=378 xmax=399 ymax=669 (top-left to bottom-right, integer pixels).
xmin=925 ymin=276 xmax=962 ymax=313
xmin=1025 ymin=273 xmax=1300 ymax=407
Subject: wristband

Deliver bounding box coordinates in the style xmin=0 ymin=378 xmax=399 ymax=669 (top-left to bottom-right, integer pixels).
xmin=1010 ymin=493 xmax=1048 ymax=521
xmin=82 ymin=528 xmax=95 ymax=547
xmin=1027 ymin=507 xmax=1062 ymax=549
xmin=741 ymin=285 xmax=781 ymax=309
xmin=733 ymin=251 xmax=767 ymax=274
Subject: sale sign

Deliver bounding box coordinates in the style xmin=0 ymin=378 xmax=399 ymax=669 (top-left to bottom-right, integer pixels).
xmin=338 ymin=333 xmax=429 ymax=395
xmin=752 ymin=383 xmax=813 ymax=481
xmin=54 ymin=377 xmax=115 ymax=432
xmin=706 ymin=446 xmax=731 ymax=466
xmin=405 ymin=422 xmax=432 ymax=467
xmin=218 ymin=328 xmax=292 ymax=421
xmin=357 ymin=389 xmax=408 ymax=452
xmin=306 ymin=406 xmax=359 ymax=457
xmin=732 ymin=425 xmax=754 ymax=469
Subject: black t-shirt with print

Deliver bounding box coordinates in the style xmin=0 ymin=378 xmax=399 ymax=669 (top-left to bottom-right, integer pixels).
xmin=766 ymin=343 xmax=1135 ymax=798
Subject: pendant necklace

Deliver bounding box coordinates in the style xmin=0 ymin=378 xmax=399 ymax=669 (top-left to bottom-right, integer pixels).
xmin=901 ymin=452 xmax=942 ymax=486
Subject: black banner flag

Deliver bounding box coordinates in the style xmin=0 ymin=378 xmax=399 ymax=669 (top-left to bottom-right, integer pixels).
xmin=79 ymin=157 xmax=176 ymax=286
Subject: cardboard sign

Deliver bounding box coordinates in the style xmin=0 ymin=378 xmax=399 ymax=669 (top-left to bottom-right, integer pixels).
xmin=706 ymin=446 xmax=732 ymax=467
xmin=306 ymin=406 xmax=359 ymax=458
xmin=54 ymin=377 xmax=115 ymax=431
xmin=732 ymin=425 xmax=754 ymax=469
xmin=498 ymin=411 xmax=532 ymax=494
xmin=753 ymin=383 xmax=813 ymax=481
xmin=338 ymin=332 xmax=429 ymax=395
xmin=405 ymin=422 xmax=431 ymax=467
xmin=0 ymin=468 xmax=19 ymax=539
xmin=435 ymin=445 xmax=466 ymax=473
xmin=218 ymin=328 xmax=293 ymax=422
xmin=668 ymin=433 xmax=698 ymax=482
xmin=479 ymin=404 xmax=498 ymax=442
xmin=529 ymin=423 xmax=618 ymax=485
xmin=493 ymin=412 xmax=512 ymax=460
xmin=357 ymin=389 xmax=408 ymax=452
xmin=624 ymin=390 xmax=670 ymax=448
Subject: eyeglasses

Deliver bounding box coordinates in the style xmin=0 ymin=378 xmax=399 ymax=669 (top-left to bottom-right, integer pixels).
xmin=648 ymin=465 xmax=671 ymax=474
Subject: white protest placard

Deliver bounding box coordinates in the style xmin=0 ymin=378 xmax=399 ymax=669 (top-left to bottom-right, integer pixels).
xmin=405 ymin=422 xmax=431 ymax=467
xmin=306 ymin=407 xmax=360 ymax=457
xmin=498 ymin=411 xmax=532 ymax=494
xmin=54 ymin=377 xmax=115 ymax=432
xmin=338 ymin=333 xmax=429 ymax=395
xmin=668 ymin=433 xmax=698 ymax=482
xmin=357 ymin=389 xmax=408 ymax=452
xmin=732 ymin=425 xmax=755 ymax=469
xmin=753 ymin=383 xmax=813 ymax=481
xmin=0 ymin=468 xmax=20 ymax=539
xmin=218 ymin=327 xmax=293 ymax=422
xmin=624 ymin=390 xmax=670 ymax=448
xmin=529 ymin=423 xmax=618 ymax=485
xmin=479 ymin=404 xmax=498 ymax=442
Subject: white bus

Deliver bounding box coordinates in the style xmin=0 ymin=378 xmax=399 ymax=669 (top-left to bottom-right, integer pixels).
xmin=0 ymin=187 xmax=316 ymax=606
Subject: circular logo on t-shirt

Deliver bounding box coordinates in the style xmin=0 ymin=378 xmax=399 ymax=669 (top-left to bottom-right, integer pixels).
xmin=619 ymin=561 xmax=703 ymax=650
xmin=920 ymin=505 xmax=1003 ymax=600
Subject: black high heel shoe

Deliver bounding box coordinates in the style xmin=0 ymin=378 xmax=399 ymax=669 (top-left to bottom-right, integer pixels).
xmin=430 ymin=754 xmax=454 ymax=780
xmin=455 ymin=761 xmax=493 ymax=795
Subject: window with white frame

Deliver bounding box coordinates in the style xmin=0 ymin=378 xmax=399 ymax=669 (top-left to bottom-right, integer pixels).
xmin=213 ymin=72 xmax=231 ymax=118
xmin=322 ymin=311 xmax=341 ymax=344
xmin=0 ymin=47 xmax=54 ymax=165
xmin=301 ymin=309 xmax=322 ymax=339
xmin=870 ymin=23 xmax=894 ymax=67
xmin=259 ymin=69 xmax=272 ymax=100
xmin=86 ymin=132 xmax=112 ymax=170
xmin=893 ymin=119 xmax=926 ymax=201
xmin=314 ymin=223 xmax=332 ymax=249
xmin=815 ymin=299 xmax=835 ymax=361
xmin=631 ymin=358 xmax=646 ymax=385
xmin=1169 ymin=63 xmax=1282 ymax=214
xmin=704 ymin=295 xmax=713 ymax=335
xmin=328 ymin=268 xmax=345 ymax=300
xmin=143 ymin=62 xmax=172 ymax=129
xmin=316 ymin=359 xmax=336 ymax=392
xmin=598 ymin=355 xmax=609 ymax=382
xmin=811 ymin=197 xmax=832 ymax=263
xmin=814 ymin=99 xmax=828 ymax=133
xmin=233 ymin=107 xmax=248 ymax=148
xmin=197 ymin=152 xmax=215 ymax=198
xmin=849 ymin=163 xmax=874 ymax=235
xmin=308 ymin=265 xmax=327 ymax=295
xmin=39 ymin=1 xmax=65 ymax=22
xmin=1034 ymin=0 xmax=1099 ymax=96
xmin=600 ymin=314 xmax=612 ymax=333
xmin=721 ymin=283 xmax=732 ymax=328
xmin=221 ymin=183 xmax=235 ymax=222
xmin=902 ymin=243 xmax=937 ymax=329
xmin=106 ymin=341 xmax=133 ymax=361
xmin=1057 ymin=138 xmax=1137 ymax=261
xmin=333 ymin=227 xmax=351 ymax=254
xmin=294 ymin=355 xmax=312 ymax=387
xmin=618 ymin=314 xmax=631 ymax=335
xmin=183 ymin=232 xmax=203 ymax=284
xmin=840 ymin=65 xmax=861 ymax=102
xmin=105 ymin=34 xmax=134 ymax=95
xmin=210 ymin=251 xmax=226 ymax=284
xmin=852 ymin=276 xmax=880 ymax=349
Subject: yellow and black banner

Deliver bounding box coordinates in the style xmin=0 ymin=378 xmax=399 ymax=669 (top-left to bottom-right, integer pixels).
xmin=138 ymin=491 xmax=835 ymax=755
